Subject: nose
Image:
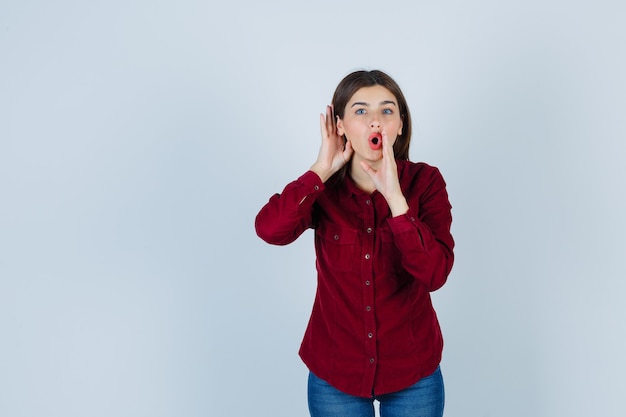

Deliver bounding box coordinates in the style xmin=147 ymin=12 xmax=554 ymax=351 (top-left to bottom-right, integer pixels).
xmin=369 ymin=118 xmax=381 ymax=129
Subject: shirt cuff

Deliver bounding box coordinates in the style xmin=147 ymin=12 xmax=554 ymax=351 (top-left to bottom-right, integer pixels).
xmin=299 ymin=170 xmax=326 ymax=194
xmin=387 ymin=209 xmax=433 ymax=251
xmin=387 ymin=208 xmax=418 ymax=232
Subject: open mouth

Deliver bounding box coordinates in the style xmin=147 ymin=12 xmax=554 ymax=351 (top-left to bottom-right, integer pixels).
xmin=369 ymin=133 xmax=383 ymax=150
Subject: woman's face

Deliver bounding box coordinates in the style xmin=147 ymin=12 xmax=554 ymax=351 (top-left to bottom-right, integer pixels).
xmin=337 ymin=85 xmax=403 ymax=164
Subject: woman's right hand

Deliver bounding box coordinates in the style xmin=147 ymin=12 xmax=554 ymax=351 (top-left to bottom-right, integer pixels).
xmin=310 ymin=105 xmax=353 ymax=182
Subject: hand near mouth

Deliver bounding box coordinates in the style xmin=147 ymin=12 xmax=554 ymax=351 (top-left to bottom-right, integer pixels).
xmin=359 ymin=131 xmax=409 ymax=216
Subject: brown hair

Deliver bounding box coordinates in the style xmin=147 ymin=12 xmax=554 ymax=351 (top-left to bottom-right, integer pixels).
xmin=332 ymin=69 xmax=412 ymax=161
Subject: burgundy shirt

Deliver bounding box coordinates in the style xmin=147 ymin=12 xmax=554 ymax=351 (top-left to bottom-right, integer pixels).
xmin=255 ymin=160 xmax=454 ymax=398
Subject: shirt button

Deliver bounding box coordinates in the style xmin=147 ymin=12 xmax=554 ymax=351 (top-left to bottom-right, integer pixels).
xmin=365 ymin=280 xmax=371 ymax=286
xmin=364 ymin=254 xmax=370 ymax=260
xmin=366 ymin=227 xmax=372 ymax=234
xmin=365 ymin=306 xmax=371 ymax=311
xmin=314 ymin=185 xmax=320 ymax=191
xmin=369 ymin=358 xmax=375 ymax=364
xmin=334 ymin=235 xmax=339 ymax=240
xmin=368 ymin=332 xmax=373 ymax=338
xmin=366 ymin=200 xmax=371 ymax=205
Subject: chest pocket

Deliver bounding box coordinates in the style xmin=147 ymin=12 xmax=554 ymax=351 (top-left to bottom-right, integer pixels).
xmin=317 ymin=224 xmax=359 ymax=272
xmin=379 ymin=228 xmax=402 ymax=273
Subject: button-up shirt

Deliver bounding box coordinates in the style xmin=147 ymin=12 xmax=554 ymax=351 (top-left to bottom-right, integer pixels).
xmin=255 ymin=160 xmax=454 ymax=398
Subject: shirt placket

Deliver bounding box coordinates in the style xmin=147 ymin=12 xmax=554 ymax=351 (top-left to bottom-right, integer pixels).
xmin=360 ymin=195 xmax=377 ymax=391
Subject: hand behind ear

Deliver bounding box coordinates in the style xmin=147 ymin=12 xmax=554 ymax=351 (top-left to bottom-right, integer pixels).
xmin=310 ymin=105 xmax=353 ymax=182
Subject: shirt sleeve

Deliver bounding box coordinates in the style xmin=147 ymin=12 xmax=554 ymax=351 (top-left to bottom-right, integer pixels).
xmin=255 ymin=171 xmax=325 ymax=245
xmin=386 ymin=167 xmax=454 ymax=291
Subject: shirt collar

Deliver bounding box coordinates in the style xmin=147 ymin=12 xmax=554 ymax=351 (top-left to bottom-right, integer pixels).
xmin=338 ymin=160 xmax=406 ymax=201
xmin=340 ymin=173 xmax=379 ymax=201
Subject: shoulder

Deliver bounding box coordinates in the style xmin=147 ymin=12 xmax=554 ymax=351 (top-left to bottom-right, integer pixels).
xmin=397 ymin=160 xmax=446 ymax=184
xmin=396 ymin=160 xmax=450 ymax=206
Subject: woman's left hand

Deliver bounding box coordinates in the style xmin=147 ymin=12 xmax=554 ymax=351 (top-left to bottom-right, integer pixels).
xmin=359 ymin=131 xmax=409 ymax=217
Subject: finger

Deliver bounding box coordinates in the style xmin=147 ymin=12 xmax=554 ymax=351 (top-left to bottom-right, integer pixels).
xmin=381 ymin=130 xmax=394 ymax=158
xmin=344 ymin=139 xmax=353 ymax=154
xmin=320 ymin=113 xmax=328 ymax=139
xmin=382 ymin=131 xmax=400 ymax=179
xmin=326 ymin=105 xmax=334 ymax=134
xmin=343 ymin=139 xmax=354 ymax=161
xmin=359 ymin=160 xmax=375 ymax=178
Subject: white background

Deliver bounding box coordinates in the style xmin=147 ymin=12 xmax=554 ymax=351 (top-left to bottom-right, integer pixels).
xmin=1 ymin=1 xmax=625 ymax=416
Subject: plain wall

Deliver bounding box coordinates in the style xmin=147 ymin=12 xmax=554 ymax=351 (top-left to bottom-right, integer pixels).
xmin=1 ymin=1 xmax=625 ymax=416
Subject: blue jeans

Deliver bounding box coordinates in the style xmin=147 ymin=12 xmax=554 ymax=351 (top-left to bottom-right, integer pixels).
xmin=307 ymin=366 xmax=444 ymax=417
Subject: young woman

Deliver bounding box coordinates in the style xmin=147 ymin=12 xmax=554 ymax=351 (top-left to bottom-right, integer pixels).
xmin=255 ymin=70 xmax=454 ymax=417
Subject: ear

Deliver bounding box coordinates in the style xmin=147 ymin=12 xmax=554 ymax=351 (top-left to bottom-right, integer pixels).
xmin=336 ymin=116 xmax=345 ymax=136
xmin=398 ymin=119 xmax=403 ymax=136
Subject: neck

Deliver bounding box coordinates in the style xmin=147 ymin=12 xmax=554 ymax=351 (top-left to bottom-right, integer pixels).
xmin=349 ymin=157 xmax=378 ymax=194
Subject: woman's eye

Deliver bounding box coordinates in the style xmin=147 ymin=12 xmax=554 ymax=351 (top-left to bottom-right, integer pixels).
xmin=382 ymin=108 xmax=393 ymax=115
xmin=355 ymin=109 xmax=366 ymax=115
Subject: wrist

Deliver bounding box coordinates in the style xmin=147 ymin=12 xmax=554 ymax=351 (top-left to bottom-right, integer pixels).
xmin=310 ymin=163 xmax=334 ymax=183
xmin=387 ymin=194 xmax=409 ymax=217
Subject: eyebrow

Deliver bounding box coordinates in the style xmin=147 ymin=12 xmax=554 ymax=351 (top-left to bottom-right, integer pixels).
xmin=350 ymin=100 xmax=397 ymax=108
